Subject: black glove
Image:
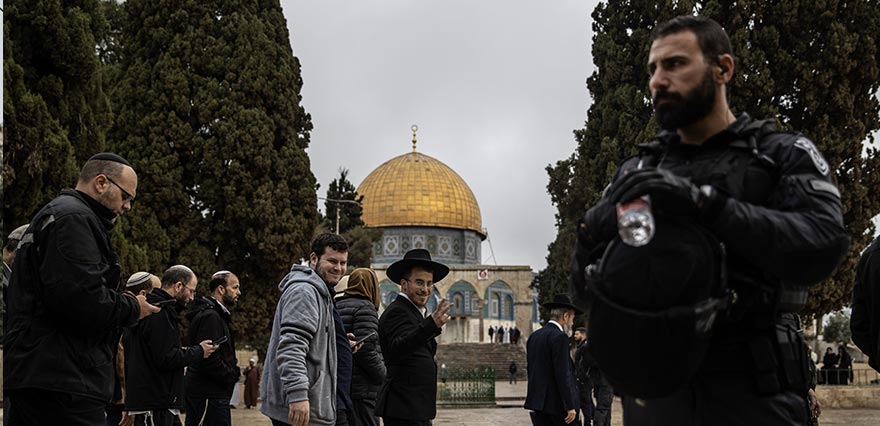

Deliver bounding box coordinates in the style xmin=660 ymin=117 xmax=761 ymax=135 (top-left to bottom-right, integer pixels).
xmin=606 ymin=167 xmax=701 ymax=217
xmin=570 ymin=200 xmax=616 ymax=309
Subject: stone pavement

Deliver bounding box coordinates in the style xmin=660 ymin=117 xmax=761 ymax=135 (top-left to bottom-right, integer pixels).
xmin=2 ymin=381 xmax=878 ymax=425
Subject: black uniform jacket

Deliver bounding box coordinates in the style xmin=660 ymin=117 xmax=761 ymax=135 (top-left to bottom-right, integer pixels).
xmin=852 ymin=236 xmax=880 ymax=372
xmin=184 ymin=295 xmax=239 ymax=398
xmin=124 ymin=288 xmax=203 ymax=410
xmin=376 ymin=294 xmax=442 ymax=420
xmin=4 ymin=189 xmax=140 ymax=401
xmin=524 ymin=323 xmax=579 ymax=418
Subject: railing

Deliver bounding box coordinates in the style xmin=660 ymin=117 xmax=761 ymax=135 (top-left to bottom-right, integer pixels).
xmin=817 ymin=368 xmax=880 ymax=386
xmin=437 ymin=367 xmax=496 ymax=405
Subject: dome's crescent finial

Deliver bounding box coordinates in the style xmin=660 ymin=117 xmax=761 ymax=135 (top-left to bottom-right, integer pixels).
xmin=411 ymin=124 xmax=419 ymax=152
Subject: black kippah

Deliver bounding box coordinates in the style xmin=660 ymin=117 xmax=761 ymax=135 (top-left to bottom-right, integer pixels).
xmin=88 ymin=152 xmax=132 ymax=167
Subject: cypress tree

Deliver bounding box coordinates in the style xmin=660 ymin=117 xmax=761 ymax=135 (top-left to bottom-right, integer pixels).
xmin=3 ymin=0 xmax=112 ymax=230
xmin=541 ymin=0 xmax=880 ymax=318
xmin=109 ymin=0 xmax=317 ymax=352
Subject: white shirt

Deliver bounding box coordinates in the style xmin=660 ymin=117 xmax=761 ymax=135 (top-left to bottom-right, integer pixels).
xmin=548 ymin=320 xmax=564 ymax=333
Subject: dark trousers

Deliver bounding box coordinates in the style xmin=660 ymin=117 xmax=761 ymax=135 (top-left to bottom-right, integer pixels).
xmin=381 ymin=417 xmax=431 ymax=426
xmin=7 ymin=388 xmax=106 ymax=426
xmin=271 ymin=420 xmax=291 ymax=426
xmin=578 ymin=381 xmax=593 ymax=426
xmin=591 ymin=379 xmax=612 ymax=426
xmin=336 ymin=409 xmax=350 ymax=426
xmin=184 ymin=397 xmax=231 ymax=426
xmin=106 ymin=404 xmax=124 ymax=426
xmin=621 ymin=373 xmax=809 ymax=426
xmin=351 ymin=398 xmax=379 ymax=426
xmin=133 ymin=410 xmax=183 ymax=426
xmin=528 ymin=411 xmax=569 ymax=426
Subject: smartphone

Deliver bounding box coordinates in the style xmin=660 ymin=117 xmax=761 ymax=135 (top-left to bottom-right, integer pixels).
xmin=151 ymin=299 xmax=176 ymax=308
xmin=211 ymin=336 xmax=228 ymax=346
xmin=353 ymin=331 xmax=377 ymax=346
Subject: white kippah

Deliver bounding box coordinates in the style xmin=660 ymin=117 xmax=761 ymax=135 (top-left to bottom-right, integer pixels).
xmin=126 ymin=271 xmax=152 ymax=288
xmin=212 ymin=270 xmax=232 ymax=279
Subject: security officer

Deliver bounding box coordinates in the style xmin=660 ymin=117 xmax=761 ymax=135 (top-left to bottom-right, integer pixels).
xmin=570 ymin=16 xmax=849 ymax=425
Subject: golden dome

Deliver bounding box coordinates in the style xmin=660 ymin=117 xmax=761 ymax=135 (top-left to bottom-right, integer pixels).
xmin=357 ymin=151 xmax=485 ymax=238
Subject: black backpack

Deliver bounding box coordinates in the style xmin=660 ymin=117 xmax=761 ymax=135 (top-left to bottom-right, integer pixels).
xmin=584 ymin=218 xmax=732 ymax=398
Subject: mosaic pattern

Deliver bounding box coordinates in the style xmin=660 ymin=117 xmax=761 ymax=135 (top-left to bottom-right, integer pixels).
xmin=356 ymin=151 xmax=484 ymax=237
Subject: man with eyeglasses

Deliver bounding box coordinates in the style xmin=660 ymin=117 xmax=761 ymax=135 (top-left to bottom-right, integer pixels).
xmin=123 ymin=265 xmax=218 ymax=426
xmin=376 ymin=249 xmax=453 ymax=426
xmin=4 ymin=152 xmax=160 ymax=425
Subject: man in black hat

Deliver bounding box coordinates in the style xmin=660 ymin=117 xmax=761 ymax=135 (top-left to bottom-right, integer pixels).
xmin=376 ymin=248 xmax=453 ymax=426
xmin=524 ymin=294 xmax=581 ymax=426
xmin=4 ymin=153 xmax=160 ymax=425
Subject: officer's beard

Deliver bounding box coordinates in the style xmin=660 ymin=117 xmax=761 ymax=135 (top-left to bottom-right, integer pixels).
xmin=223 ymin=292 xmax=237 ymax=308
xmin=653 ymin=67 xmax=716 ymax=131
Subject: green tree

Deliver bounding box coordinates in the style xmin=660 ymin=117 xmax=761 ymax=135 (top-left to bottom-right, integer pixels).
xmin=108 ymin=0 xmax=318 ymax=354
xmin=541 ymin=0 xmax=880 ymax=317
xmin=322 ymin=168 xmax=380 ymax=269
xmin=822 ymin=311 xmax=852 ymax=345
xmin=3 ymin=0 xmax=112 ymax=230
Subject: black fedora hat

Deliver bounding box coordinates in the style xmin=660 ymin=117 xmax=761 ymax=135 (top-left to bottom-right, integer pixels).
xmin=542 ymin=294 xmax=583 ymax=315
xmin=386 ymin=249 xmax=450 ymax=284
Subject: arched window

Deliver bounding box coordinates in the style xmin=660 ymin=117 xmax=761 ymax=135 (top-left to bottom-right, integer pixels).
xmin=450 ymin=292 xmax=465 ymax=315
xmin=506 ymin=294 xmax=515 ymax=320
xmin=484 ymin=280 xmax=515 ymax=320
xmin=446 ymin=280 xmax=477 ymax=316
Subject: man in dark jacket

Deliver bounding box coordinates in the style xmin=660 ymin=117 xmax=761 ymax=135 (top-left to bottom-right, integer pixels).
xmin=3 ymin=153 xmax=159 ymax=425
xmin=572 ymin=327 xmax=593 ymax=426
xmin=184 ymin=270 xmax=242 ymax=426
xmin=524 ymin=295 xmax=580 ymax=426
xmin=570 ymin=16 xmax=848 ymax=425
xmin=337 ymin=268 xmax=386 ymax=426
xmin=124 ymin=265 xmax=217 ymax=426
xmin=377 ymin=249 xmax=453 ymax=426
xmin=851 ymin=235 xmax=880 ymax=373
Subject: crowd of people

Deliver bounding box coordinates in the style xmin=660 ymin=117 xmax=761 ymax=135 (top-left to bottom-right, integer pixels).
xmin=4 ymin=11 xmax=880 ymax=426
xmin=487 ymin=325 xmax=521 ymax=344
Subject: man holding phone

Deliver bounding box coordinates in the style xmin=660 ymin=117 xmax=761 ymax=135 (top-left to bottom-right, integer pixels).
xmin=124 ymin=265 xmax=217 ymax=426
xmin=184 ymin=270 xmax=242 ymax=426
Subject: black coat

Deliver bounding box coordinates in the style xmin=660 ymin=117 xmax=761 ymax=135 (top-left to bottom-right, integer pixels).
xmin=524 ymin=323 xmax=578 ymax=418
xmin=124 ymin=288 xmax=203 ymax=410
xmin=184 ymin=296 xmax=239 ymax=398
xmin=337 ymin=295 xmax=386 ymax=400
xmin=852 ymin=235 xmax=880 ymax=372
xmin=4 ymin=189 xmax=140 ymax=401
xmin=376 ymin=295 xmax=441 ymax=420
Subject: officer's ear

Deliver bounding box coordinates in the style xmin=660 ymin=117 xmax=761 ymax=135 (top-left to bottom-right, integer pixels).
xmin=715 ymin=54 xmax=734 ymax=84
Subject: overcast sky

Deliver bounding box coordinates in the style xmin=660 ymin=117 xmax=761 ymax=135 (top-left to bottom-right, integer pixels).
xmin=282 ymin=1 xmax=600 ymax=271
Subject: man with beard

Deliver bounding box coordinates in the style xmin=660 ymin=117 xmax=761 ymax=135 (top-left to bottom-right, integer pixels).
xmin=124 ymin=265 xmax=218 ymax=426
xmin=4 ymin=153 xmax=160 ymax=425
xmin=261 ymin=233 xmax=350 ymax=426
xmin=570 ymin=15 xmax=848 ymax=425
xmin=376 ymin=249 xmax=453 ymax=426
xmin=524 ymin=295 xmax=581 ymax=426
xmin=184 ymin=270 xmax=242 ymax=426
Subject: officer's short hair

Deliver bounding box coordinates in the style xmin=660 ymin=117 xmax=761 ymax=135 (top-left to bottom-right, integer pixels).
xmin=653 ymin=15 xmax=732 ymax=66
xmin=575 ymin=327 xmax=587 ymax=334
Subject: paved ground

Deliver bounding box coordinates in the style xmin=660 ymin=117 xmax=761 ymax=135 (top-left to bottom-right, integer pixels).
xmin=3 ymin=381 xmax=877 ymax=425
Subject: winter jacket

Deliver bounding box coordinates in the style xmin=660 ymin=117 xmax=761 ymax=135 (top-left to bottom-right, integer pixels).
xmin=336 ymin=295 xmax=386 ymax=400
xmin=124 ymin=288 xmax=203 ymax=410
xmin=4 ymin=189 xmax=140 ymax=401
xmin=852 ymin=235 xmax=880 ymax=372
xmin=184 ymin=296 xmax=239 ymax=398
xmin=261 ymin=265 xmax=337 ymax=425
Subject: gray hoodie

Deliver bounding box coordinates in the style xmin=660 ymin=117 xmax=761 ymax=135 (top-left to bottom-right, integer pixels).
xmin=261 ymin=265 xmax=337 ymax=425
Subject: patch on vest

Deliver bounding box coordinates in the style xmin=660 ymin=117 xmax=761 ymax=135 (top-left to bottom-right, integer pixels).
xmin=794 ymin=137 xmax=829 ymax=176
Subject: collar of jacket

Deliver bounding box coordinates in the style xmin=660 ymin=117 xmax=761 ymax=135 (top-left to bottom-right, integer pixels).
xmin=65 ymin=189 xmax=117 ymax=229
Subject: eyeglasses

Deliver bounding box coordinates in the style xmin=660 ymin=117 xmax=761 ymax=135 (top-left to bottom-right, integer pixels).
xmin=104 ymin=175 xmax=134 ymax=203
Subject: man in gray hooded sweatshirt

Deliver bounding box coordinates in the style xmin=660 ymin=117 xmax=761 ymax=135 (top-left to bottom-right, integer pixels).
xmin=261 ymin=233 xmax=348 ymax=426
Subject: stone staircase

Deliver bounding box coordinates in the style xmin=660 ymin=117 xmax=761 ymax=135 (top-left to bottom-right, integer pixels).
xmin=437 ymin=342 xmax=527 ymax=380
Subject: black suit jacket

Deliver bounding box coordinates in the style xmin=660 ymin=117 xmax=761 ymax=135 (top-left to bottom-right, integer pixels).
xmin=524 ymin=322 xmax=578 ymax=418
xmin=376 ymin=295 xmax=442 ymax=420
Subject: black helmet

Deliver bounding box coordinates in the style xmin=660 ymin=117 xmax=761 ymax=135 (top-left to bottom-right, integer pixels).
xmin=585 ymin=218 xmax=731 ymax=398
